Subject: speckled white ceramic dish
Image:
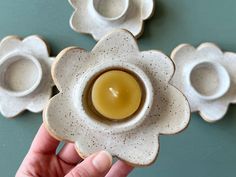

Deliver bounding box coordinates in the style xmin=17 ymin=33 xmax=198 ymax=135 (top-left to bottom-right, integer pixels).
xmin=69 ymin=0 xmax=154 ymax=40
xmin=0 ymin=36 xmax=54 ymax=118
xmin=44 ymin=30 xmax=190 ymax=166
xmin=170 ymin=43 xmax=236 ymax=122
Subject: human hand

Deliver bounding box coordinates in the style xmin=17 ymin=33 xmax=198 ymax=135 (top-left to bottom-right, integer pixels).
xmin=16 ymin=124 xmax=133 ymax=177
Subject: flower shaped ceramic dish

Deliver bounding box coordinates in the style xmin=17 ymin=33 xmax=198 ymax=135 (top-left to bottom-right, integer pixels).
xmin=170 ymin=43 xmax=236 ymax=123
xmin=0 ymin=36 xmax=54 ymax=118
xmin=44 ymin=30 xmax=190 ymax=166
xmin=69 ymin=0 xmax=154 ymax=40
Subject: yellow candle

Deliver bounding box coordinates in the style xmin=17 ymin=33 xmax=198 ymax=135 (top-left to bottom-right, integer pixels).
xmin=91 ymin=70 xmax=142 ymax=120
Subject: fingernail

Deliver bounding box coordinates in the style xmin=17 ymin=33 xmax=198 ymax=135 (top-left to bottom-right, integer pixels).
xmin=92 ymin=151 xmax=112 ymax=173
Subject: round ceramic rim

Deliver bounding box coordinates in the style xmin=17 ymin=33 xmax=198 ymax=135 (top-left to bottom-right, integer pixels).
xmin=0 ymin=52 xmax=43 ymax=97
xmin=75 ymin=61 xmax=153 ymax=133
xmin=91 ymin=0 xmax=130 ymax=22
xmin=187 ymin=61 xmax=230 ymax=100
xmin=91 ymin=70 xmax=143 ymax=120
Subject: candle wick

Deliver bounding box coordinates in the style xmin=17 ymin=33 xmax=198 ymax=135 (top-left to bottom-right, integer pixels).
xmin=109 ymin=87 xmax=119 ymax=98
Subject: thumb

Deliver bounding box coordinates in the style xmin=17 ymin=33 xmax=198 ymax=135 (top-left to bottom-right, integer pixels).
xmin=65 ymin=151 xmax=112 ymax=177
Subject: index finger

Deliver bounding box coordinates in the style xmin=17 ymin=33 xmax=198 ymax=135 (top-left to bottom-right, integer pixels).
xmin=29 ymin=123 xmax=60 ymax=154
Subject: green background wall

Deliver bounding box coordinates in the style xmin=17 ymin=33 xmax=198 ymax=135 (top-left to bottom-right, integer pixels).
xmin=0 ymin=0 xmax=236 ymax=176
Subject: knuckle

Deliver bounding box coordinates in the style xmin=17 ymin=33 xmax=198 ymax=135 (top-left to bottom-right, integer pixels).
xmin=70 ymin=167 xmax=90 ymax=177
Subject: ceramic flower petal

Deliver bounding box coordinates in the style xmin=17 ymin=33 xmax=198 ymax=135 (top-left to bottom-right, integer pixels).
xmin=171 ymin=43 xmax=236 ymax=122
xmin=22 ymin=36 xmax=50 ymax=59
xmin=0 ymin=36 xmax=54 ymax=118
xmin=74 ymin=127 xmax=159 ymax=166
xmin=0 ymin=94 xmax=28 ymax=117
xmin=26 ymin=87 xmax=52 ymax=113
xmin=142 ymin=0 xmax=154 ymax=19
xmin=199 ymin=102 xmax=229 ymax=122
xmin=0 ymin=36 xmax=49 ymax=59
xmin=197 ymin=43 xmax=223 ymax=59
xmin=68 ymin=0 xmax=155 ymax=40
xmin=52 ymin=47 xmax=90 ymax=91
xmin=0 ymin=36 xmax=22 ymax=58
xmin=44 ymin=30 xmax=190 ymax=166
xmin=92 ymin=29 xmax=139 ymax=59
xmin=44 ymin=93 xmax=81 ymax=141
xmin=138 ymin=51 xmax=190 ymax=134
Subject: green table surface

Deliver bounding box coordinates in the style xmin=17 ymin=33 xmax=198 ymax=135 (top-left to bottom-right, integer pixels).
xmin=1 ymin=0 xmax=236 ymax=176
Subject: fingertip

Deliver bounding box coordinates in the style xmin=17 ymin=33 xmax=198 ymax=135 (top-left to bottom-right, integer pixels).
xmin=65 ymin=151 xmax=113 ymax=177
xmin=92 ymin=151 xmax=112 ymax=173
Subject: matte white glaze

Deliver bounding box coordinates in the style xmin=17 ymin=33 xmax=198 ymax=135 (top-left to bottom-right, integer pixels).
xmin=74 ymin=61 xmax=154 ymax=133
xmin=171 ymin=43 xmax=236 ymax=122
xmin=44 ymin=30 xmax=190 ymax=166
xmin=0 ymin=36 xmax=54 ymax=118
xmin=187 ymin=61 xmax=230 ymax=100
xmin=91 ymin=0 xmax=129 ymax=22
xmin=0 ymin=52 xmax=43 ymax=97
xmin=68 ymin=0 xmax=155 ymax=40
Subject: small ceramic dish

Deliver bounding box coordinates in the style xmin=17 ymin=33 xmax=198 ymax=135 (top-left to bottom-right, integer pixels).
xmin=170 ymin=43 xmax=236 ymax=122
xmin=68 ymin=0 xmax=154 ymax=40
xmin=0 ymin=36 xmax=54 ymax=118
xmin=44 ymin=29 xmax=190 ymax=166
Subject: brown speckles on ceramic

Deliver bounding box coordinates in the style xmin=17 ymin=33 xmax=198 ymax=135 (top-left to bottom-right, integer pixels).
xmin=75 ymin=61 xmax=154 ymax=133
xmin=0 ymin=36 xmax=54 ymax=118
xmin=68 ymin=0 xmax=155 ymax=40
xmin=170 ymin=43 xmax=236 ymax=122
xmin=44 ymin=30 xmax=190 ymax=166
